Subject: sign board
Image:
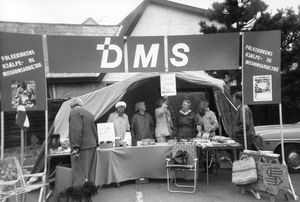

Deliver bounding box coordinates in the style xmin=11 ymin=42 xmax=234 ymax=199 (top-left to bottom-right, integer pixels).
xmin=262 ymin=162 xmax=290 ymax=195
xmin=97 ymin=122 xmax=115 ymax=143
xmin=46 ymin=33 xmax=240 ymax=73
xmin=168 ymin=33 xmax=240 ymax=71
xmin=243 ymin=31 xmax=281 ymax=105
xmin=127 ymin=36 xmax=165 ymax=72
xmin=47 ymin=36 xmax=125 ymax=73
xmin=0 ymin=32 xmax=47 ymax=111
xmin=160 ymin=73 xmax=176 ymax=96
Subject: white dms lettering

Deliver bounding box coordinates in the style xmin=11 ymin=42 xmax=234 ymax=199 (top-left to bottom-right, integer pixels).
xmin=97 ymin=37 xmax=122 ymax=68
xmin=170 ymin=43 xmax=190 ymax=67
xmin=133 ymin=44 xmax=160 ymax=68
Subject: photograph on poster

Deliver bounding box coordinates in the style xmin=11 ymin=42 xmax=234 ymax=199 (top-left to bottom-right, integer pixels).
xmin=11 ymin=80 xmax=36 ymax=109
xmin=253 ymin=75 xmax=272 ymax=102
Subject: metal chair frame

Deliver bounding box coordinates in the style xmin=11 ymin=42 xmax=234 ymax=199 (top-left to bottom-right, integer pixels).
xmin=166 ymin=144 xmax=198 ymax=193
xmin=0 ymin=157 xmax=46 ymax=202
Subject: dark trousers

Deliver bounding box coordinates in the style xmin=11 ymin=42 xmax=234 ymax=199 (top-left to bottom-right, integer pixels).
xmin=71 ymin=147 xmax=97 ymax=186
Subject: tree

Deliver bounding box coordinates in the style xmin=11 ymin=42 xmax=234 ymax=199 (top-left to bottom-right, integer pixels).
xmin=199 ymin=0 xmax=269 ymax=93
xmin=200 ymin=0 xmax=268 ymax=33
xmin=199 ymin=0 xmax=300 ymax=123
xmin=252 ymin=8 xmax=300 ymax=115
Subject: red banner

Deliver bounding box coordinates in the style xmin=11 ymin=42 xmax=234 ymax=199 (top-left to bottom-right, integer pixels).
xmin=0 ymin=32 xmax=47 ymax=111
xmin=243 ymin=31 xmax=281 ymax=105
xmin=168 ymin=33 xmax=240 ymax=71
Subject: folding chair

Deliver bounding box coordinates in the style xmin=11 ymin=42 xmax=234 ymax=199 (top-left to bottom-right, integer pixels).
xmin=0 ymin=157 xmax=46 ymax=202
xmin=166 ymin=143 xmax=198 ymax=193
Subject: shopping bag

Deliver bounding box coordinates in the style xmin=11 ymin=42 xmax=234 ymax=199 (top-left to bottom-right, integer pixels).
xmin=232 ymin=155 xmax=257 ymax=185
xmin=251 ymin=158 xmax=290 ymax=196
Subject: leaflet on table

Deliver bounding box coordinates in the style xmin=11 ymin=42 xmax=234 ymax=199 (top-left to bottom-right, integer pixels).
xmin=97 ymin=122 xmax=115 ymax=143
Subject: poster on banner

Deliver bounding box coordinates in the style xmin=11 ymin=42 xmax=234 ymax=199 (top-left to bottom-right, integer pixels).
xmin=0 ymin=32 xmax=47 ymax=111
xmin=160 ymin=73 xmax=176 ymax=96
xmin=253 ymin=75 xmax=272 ymax=102
xmin=243 ymin=30 xmax=281 ymax=105
xmin=97 ymin=123 xmax=115 ymax=143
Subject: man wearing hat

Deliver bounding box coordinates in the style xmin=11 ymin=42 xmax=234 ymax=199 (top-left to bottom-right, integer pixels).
xmin=107 ymin=101 xmax=130 ymax=140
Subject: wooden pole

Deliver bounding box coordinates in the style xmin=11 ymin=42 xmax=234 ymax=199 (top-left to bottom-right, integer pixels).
xmin=43 ymin=110 xmax=48 ymax=202
xmin=241 ymin=32 xmax=247 ymax=150
xmin=279 ymin=103 xmax=298 ymax=200
xmin=1 ymin=111 xmax=4 ymax=159
xmin=279 ymin=103 xmax=285 ymax=163
xmin=21 ymin=128 xmax=24 ymax=168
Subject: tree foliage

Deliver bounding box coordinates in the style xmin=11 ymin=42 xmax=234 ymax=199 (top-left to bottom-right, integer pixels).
xmin=199 ymin=0 xmax=300 ymax=116
xmin=200 ymin=0 xmax=268 ymax=33
xmin=252 ymin=9 xmax=300 ymax=110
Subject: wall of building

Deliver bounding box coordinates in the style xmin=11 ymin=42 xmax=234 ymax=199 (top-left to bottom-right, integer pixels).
xmin=131 ymin=3 xmax=222 ymax=36
xmin=53 ymin=82 xmax=107 ymax=99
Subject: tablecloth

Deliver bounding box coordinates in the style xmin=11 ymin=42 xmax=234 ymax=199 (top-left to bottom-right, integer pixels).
xmin=94 ymin=143 xmax=172 ymax=187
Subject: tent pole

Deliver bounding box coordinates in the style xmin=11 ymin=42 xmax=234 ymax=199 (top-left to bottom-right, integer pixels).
xmin=1 ymin=111 xmax=4 ymax=159
xmin=280 ymin=103 xmax=298 ymax=200
xmin=241 ymin=32 xmax=247 ymax=150
xmin=21 ymin=128 xmax=24 ymax=168
xmin=43 ymin=110 xmax=48 ymax=202
xmin=279 ymin=103 xmax=285 ymax=163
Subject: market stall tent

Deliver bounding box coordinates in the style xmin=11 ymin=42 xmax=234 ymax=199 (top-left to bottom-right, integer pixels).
xmin=53 ymin=71 xmax=236 ymax=140
xmin=33 ymin=71 xmax=236 ymax=174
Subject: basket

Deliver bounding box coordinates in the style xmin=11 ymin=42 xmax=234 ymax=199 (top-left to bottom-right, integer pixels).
xmin=232 ymin=155 xmax=257 ymax=185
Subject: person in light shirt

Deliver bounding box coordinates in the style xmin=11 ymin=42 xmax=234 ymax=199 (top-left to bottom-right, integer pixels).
xmin=155 ymin=97 xmax=173 ymax=142
xmin=195 ymin=98 xmax=219 ymax=138
xmin=107 ymin=101 xmax=130 ymax=140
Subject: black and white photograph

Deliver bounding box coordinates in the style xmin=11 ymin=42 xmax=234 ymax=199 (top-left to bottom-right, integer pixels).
xmin=0 ymin=0 xmax=299 ymax=202
xmin=11 ymin=80 xmax=37 ymax=109
xmin=253 ymin=75 xmax=272 ymax=102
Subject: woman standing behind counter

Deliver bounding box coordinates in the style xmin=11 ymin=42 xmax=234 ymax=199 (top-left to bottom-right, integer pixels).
xmin=155 ymin=97 xmax=173 ymax=142
xmin=174 ymin=99 xmax=196 ymax=140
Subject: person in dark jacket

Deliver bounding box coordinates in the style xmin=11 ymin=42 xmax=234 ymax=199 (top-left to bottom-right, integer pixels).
xmin=69 ymin=97 xmax=98 ymax=186
xmin=174 ymin=99 xmax=196 ymax=140
xmin=131 ymin=101 xmax=154 ymax=141
xmin=232 ymin=92 xmax=256 ymax=149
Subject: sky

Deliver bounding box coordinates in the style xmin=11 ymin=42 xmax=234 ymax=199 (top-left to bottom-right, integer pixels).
xmin=0 ymin=0 xmax=299 ymax=25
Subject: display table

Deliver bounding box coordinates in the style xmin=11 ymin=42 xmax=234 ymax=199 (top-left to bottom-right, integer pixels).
xmin=94 ymin=143 xmax=172 ymax=187
xmin=197 ymin=143 xmax=243 ymax=188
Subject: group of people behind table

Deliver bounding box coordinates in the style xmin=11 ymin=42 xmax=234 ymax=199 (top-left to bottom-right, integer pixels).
xmin=68 ymin=92 xmax=255 ymax=186
xmin=107 ymin=97 xmax=221 ymax=143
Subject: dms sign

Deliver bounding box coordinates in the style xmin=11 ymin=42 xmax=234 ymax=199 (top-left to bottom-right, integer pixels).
xmin=47 ymin=33 xmax=239 ymax=73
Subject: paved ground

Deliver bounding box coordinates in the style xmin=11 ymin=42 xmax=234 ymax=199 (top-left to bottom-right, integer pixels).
xmin=46 ymin=169 xmax=300 ymax=202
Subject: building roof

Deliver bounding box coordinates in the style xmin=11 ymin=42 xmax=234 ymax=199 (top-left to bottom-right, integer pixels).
xmin=0 ymin=21 xmax=120 ymax=36
xmin=118 ymin=0 xmax=208 ymax=36
xmin=82 ymin=17 xmax=99 ymax=25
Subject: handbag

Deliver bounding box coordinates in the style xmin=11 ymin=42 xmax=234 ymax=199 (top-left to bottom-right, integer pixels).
xmin=172 ymin=150 xmax=189 ymax=165
xmin=232 ymin=155 xmax=257 ymax=185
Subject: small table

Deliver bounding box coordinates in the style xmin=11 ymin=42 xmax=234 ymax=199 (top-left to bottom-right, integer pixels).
xmin=197 ymin=143 xmax=242 ymax=188
xmin=94 ymin=143 xmax=172 ymax=187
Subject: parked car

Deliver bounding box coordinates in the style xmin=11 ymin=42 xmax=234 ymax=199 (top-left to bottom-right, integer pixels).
xmin=253 ymin=123 xmax=300 ymax=173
